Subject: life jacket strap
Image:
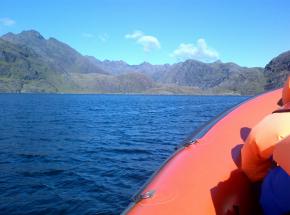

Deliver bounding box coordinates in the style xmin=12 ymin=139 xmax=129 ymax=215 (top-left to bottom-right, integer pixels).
xmin=272 ymin=109 xmax=290 ymax=114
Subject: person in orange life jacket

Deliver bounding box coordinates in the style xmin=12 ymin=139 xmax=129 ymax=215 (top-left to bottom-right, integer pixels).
xmin=241 ymin=76 xmax=290 ymax=215
xmin=241 ymin=76 xmax=290 ymax=182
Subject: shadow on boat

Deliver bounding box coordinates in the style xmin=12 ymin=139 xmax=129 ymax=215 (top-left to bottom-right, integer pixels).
xmin=210 ymin=127 xmax=263 ymax=215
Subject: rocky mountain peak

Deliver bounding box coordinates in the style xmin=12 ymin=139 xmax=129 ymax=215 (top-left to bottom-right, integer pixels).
xmin=18 ymin=30 xmax=45 ymax=40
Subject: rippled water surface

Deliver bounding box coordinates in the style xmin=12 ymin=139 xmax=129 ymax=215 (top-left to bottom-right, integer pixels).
xmin=0 ymin=94 xmax=248 ymax=214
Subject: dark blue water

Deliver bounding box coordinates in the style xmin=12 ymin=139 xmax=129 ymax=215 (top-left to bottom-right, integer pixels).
xmin=0 ymin=94 xmax=248 ymax=215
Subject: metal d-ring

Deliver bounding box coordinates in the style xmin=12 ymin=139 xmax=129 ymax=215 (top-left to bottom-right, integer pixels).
xmin=183 ymin=139 xmax=199 ymax=147
xmin=134 ymin=190 xmax=156 ymax=202
xmin=175 ymin=139 xmax=199 ymax=150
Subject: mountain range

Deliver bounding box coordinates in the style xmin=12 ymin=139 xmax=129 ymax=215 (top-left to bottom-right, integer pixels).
xmin=0 ymin=30 xmax=288 ymax=95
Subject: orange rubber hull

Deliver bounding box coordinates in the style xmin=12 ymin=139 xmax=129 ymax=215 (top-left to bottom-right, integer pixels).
xmin=123 ymin=89 xmax=281 ymax=215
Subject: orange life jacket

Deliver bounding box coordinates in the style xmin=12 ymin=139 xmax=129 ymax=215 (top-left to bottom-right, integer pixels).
xmin=241 ymin=103 xmax=290 ymax=182
xmin=282 ymin=76 xmax=290 ymax=105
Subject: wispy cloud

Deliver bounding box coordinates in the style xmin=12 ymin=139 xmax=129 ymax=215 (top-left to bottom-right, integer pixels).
xmin=125 ymin=30 xmax=160 ymax=52
xmin=98 ymin=33 xmax=109 ymax=42
xmin=82 ymin=33 xmax=95 ymax=38
xmin=171 ymin=38 xmax=219 ymax=62
xmin=125 ymin=30 xmax=143 ymax=40
xmin=0 ymin=17 xmax=16 ymax=26
xmin=82 ymin=32 xmax=109 ymax=43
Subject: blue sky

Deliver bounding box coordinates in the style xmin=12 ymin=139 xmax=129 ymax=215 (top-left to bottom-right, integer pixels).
xmin=0 ymin=0 xmax=290 ymax=67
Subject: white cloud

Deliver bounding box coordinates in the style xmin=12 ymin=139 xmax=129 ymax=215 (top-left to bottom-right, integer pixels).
xmin=0 ymin=17 xmax=16 ymax=26
xmin=82 ymin=33 xmax=94 ymax=38
xmin=125 ymin=30 xmax=160 ymax=52
xmin=171 ymin=38 xmax=219 ymax=62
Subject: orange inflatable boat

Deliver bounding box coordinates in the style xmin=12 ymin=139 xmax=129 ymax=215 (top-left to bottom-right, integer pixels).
xmin=122 ymin=89 xmax=282 ymax=215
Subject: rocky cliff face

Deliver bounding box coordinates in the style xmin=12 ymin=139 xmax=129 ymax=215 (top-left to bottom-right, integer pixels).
xmin=264 ymin=51 xmax=290 ymax=90
xmin=0 ymin=38 xmax=61 ymax=92
xmin=157 ymin=60 xmax=263 ymax=88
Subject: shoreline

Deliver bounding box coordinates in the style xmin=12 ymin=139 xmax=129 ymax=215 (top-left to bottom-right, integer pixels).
xmin=0 ymin=91 xmax=252 ymax=96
